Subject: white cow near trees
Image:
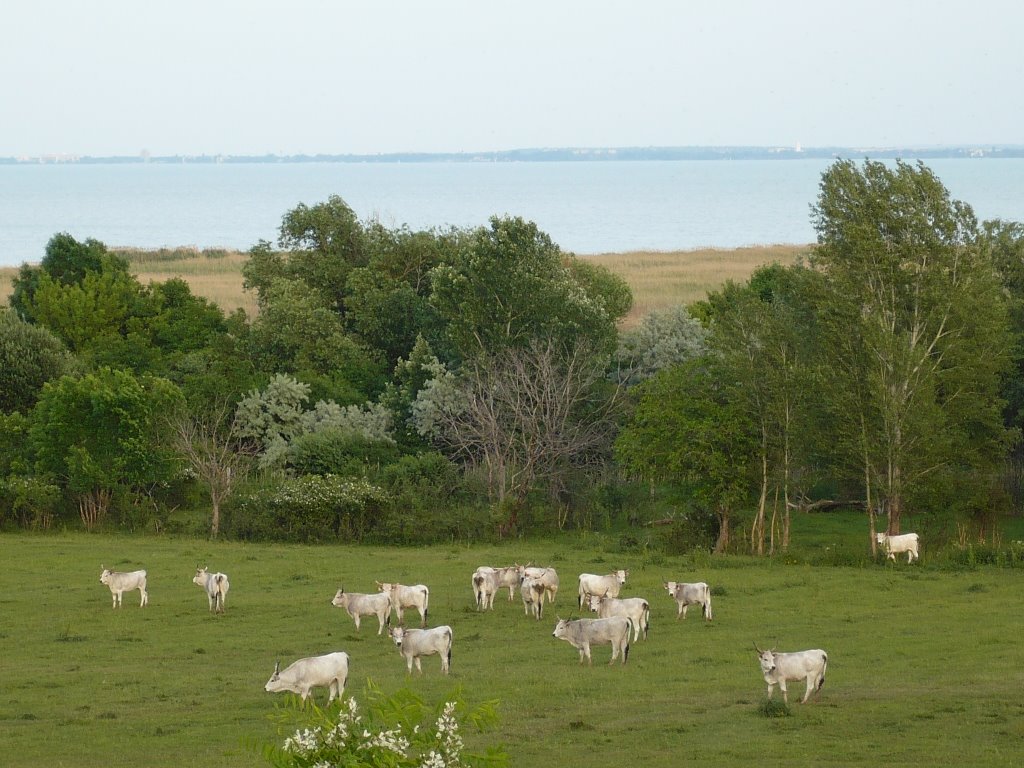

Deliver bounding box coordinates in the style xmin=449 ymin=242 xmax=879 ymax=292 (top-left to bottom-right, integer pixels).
xmin=99 ymin=567 xmax=148 ymax=608
xmin=754 ymin=644 xmax=828 ymax=704
xmin=663 ymin=581 xmax=713 ymax=620
xmin=264 ymin=652 xmax=350 ymax=704
xmin=577 ymin=569 xmax=628 ymax=607
xmin=192 ymin=566 xmax=230 ymax=613
xmin=876 ymin=532 xmax=920 ymax=563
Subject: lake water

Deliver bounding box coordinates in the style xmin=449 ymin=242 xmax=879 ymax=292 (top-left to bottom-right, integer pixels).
xmin=2 ymin=158 xmax=1023 ymax=266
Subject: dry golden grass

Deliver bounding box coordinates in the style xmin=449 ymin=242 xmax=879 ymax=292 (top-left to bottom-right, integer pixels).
xmin=2 ymin=244 xmax=811 ymax=325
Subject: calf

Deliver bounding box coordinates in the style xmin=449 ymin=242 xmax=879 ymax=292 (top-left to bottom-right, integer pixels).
xmin=376 ymin=581 xmax=429 ymax=627
xmin=520 ymin=576 xmax=546 ymax=620
xmin=578 ymin=569 xmax=628 ymax=608
xmin=331 ymin=588 xmax=392 ymax=634
xmin=876 ymin=532 xmax=920 ymax=563
xmin=587 ymin=594 xmax=650 ymax=641
xmin=264 ymin=652 xmax=349 ymax=704
xmin=388 ymin=625 xmax=453 ymax=675
xmin=754 ymin=644 xmax=828 ymax=704
xmin=99 ymin=567 xmax=148 ymax=608
xmin=552 ymin=616 xmax=633 ymax=665
xmin=663 ymin=581 xmax=713 ymax=621
xmin=192 ymin=566 xmax=229 ymax=613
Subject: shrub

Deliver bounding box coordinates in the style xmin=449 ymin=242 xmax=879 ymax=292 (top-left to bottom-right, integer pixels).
xmin=287 ymin=429 xmax=400 ymax=477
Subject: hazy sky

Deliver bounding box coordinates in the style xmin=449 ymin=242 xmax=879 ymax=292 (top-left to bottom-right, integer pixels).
xmin=4 ymin=0 xmax=1022 ymax=157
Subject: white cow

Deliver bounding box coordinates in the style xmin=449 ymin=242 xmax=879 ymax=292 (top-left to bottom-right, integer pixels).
xmin=99 ymin=567 xmax=148 ymax=608
xmin=577 ymin=569 xmax=628 ymax=607
xmin=472 ymin=568 xmax=500 ymax=610
xmin=474 ymin=565 xmax=521 ymax=602
xmin=587 ymin=594 xmax=650 ymax=641
xmin=876 ymin=532 xmax=920 ymax=563
xmin=552 ymin=616 xmax=633 ymax=665
xmin=519 ymin=565 xmax=560 ymax=604
xmin=264 ymin=652 xmax=349 ymax=704
xmin=376 ymin=581 xmax=429 ymax=627
xmin=388 ymin=625 xmax=453 ymax=675
xmin=754 ymin=644 xmax=828 ymax=704
xmin=663 ymin=581 xmax=713 ymax=621
xmin=192 ymin=566 xmax=229 ymax=613
xmin=331 ymin=588 xmax=392 ymax=634
xmin=520 ymin=576 xmax=546 ymax=620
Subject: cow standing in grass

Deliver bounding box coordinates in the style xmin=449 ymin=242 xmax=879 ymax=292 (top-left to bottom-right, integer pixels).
xmin=663 ymin=580 xmax=713 ymax=621
xmin=376 ymin=581 xmax=430 ymax=627
xmin=754 ymin=644 xmax=828 ymax=704
xmin=552 ymin=616 xmax=633 ymax=665
xmin=99 ymin=567 xmax=148 ymax=608
xmin=876 ymin=532 xmax=920 ymax=563
xmin=192 ymin=566 xmax=230 ymax=613
xmin=577 ymin=569 xmax=628 ymax=608
xmin=331 ymin=588 xmax=392 ymax=634
xmin=388 ymin=625 xmax=453 ymax=675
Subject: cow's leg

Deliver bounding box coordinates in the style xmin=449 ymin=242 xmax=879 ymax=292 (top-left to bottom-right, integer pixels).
xmin=352 ymin=613 xmax=361 ymax=631
xmin=779 ymin=681 xmax=789 ymax=705
xmin=395 ymin=605 xmax=404 ymax=624
xmin=801 ymin=676 xmax=815 ymax=703
xmin=415 ymin=657 xmax=423 ymax=674
xmin=420 ymin=608 xmax=427 ymax=627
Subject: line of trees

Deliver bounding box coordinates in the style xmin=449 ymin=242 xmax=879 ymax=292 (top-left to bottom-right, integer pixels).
xmin=2 ymin=161 xmax=1022 ymax=553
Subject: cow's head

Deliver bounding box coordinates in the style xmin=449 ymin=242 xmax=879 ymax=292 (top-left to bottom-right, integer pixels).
xmin=193 ymin=567 xmax=208 ymax=586
xmin=100 ymin=567 xmax=112 ymax=585
xmin=754 ymin=643 xmax=778 ymax=674
xmin=389 ymin=625 xmax=406 ymax=646
xmin=264 ymin=661 xmax=283 ymax=693
xmin=331 ymin=588 xmax=346 ymax=607
xmin=552 ymin=617 xmax=570 ymax=639
xmin=586 ymin=594 xmax=603 ymax=612
xmin=376 ymin=581 xmax=395 ymax=593
xmin=615 ymin=569 xmax=629 ymax=584
xmin=663 ymin=581 xmax=677 ymax=594
xmin=875 ymin=532 xmax=888 ymax=544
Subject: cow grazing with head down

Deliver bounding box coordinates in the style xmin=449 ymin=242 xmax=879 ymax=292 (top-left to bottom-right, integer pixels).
xmin=376 ymin=581 xmax=429 ymax=627
xmin=577 ymin=569 xmax=629 ymax=608
xmin=99 ymin=566 xmax=148 ymax=608
xmin=193 ymin=566 xmax=230 ymax=613
xmin=264 ymin=652 xmax=349 ymax=704
xmin=876 ymin=532 xmax=920 ymax=563
xmin=754 ymin=644 xmax=828 ymax=704
xmin=663 ymin=581 xmax=713 ymax=621
xmin=388 ymin=625 xmax=453 ymax=675
xmin=552 ymin=616 xmax=633 ymax=665
xmin=331 ymin=588 xmax=392 ymax=634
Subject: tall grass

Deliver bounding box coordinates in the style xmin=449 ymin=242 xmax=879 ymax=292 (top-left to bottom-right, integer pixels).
xmin=2 ymin=513 xmax=1023 ymax=768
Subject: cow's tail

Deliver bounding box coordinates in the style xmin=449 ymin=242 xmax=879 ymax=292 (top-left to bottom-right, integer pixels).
xmin=642 ymin=603 xmax=650 ymax=639
xmin=624 ymin=619 xmax=633 ymax=664
xmin=446 ymin=627 xmax=453 ymax=671
xmin=817 ymin=651 xmax=828 ymax=692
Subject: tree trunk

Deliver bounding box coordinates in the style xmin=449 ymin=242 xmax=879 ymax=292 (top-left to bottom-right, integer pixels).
xmin=714 ymin=507 xmax=730 ymax=553
xmin=79 ymin=488 xmax=112 ymax=530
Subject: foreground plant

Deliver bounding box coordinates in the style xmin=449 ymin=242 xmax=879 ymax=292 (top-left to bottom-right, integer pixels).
xmin=263 ymin=681 xmax=506 ymax=768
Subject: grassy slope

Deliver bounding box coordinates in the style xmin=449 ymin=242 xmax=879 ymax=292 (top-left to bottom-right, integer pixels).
xmin=1 ymin=244 xmax=810 ymax=320
xmin=2 ymin=513 xmax=1023 ymax=768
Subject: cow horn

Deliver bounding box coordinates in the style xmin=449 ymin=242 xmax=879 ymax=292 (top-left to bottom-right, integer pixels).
xmin=753 ymin=642 xmax=764 ymax=654
xmin=273 ymin=660 xmax=280 ymax=674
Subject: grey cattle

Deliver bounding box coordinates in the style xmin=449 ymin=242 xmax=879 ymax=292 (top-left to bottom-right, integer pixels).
xmin=472 ymin=568 xmax=500 ymax=610
xmin=192 ymin=566 xmax=229 ymax=613
xmin=474 ymin=565 xmax=521 ymax=602
xmin=587 ymin=594 xmax=650 ymax=641
xmin=331 ymin=588 xmax=392 ymax=634
xmin=99 ymin=567 xmax=148 ymax=608
xmin=876 ymin=532 xmax=920 ymax=563
xmin=520 ymin=576 xmax=546 ymax=620
xmin=388 ymin=624 xmax=453 ymax=675
xmin=519 ymin=565 xmax=560 ymax=604
xmin=552 ymin=616 xmax=633 ymax=665
xmin=376 ymin=581 xmax=429 ymax=627
xmin=264 ymin=652 xmax=349 ymax=704
xmin=577 ymin=569 xmax=629 ymax=608
xmin=663 ymin=580 xmax=713 ymax=621
xmin=754 ymin=644 xmax=828 ymax=704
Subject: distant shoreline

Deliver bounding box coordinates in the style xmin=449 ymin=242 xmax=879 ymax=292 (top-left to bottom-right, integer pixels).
xmin=4 ymin=145 xmax=1023 ymax=165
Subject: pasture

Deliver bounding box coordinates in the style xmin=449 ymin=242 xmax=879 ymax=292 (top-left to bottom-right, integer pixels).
xmin=1 ymin=519 xmax=1023 ymax=767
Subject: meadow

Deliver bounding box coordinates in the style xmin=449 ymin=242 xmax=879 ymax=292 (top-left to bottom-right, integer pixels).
xmin=1 ymin=244 xmax=810 ymax=322
xmin=2 ymin=512 xmax=1023 ymax=768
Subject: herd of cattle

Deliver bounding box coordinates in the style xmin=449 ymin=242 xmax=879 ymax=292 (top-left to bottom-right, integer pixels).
xmin=97 ymin=531 xmax=920 ymax=708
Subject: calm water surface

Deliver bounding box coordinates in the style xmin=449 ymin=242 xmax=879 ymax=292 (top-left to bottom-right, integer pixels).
xmin=1 ymin=159 xmax=1022 ymax=266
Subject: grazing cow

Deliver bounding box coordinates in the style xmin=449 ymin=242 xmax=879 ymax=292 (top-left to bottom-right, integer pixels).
xmin=587 ymin=594 xmax=650 ymax=641
xmin=192 ymin=566 xmax=230 ymax=613
xmin=663 ymin=581 xmax=713 ymax=621
xmin=520 ymin=576 xmax=546 ymax=620
xmin=754 ymin=644 xmax=828 ymax=704
xmin=552 ymin=616 xmax=633 ymax=665
xmin=472 ymin=568 xmax=500 ymax=610
xmin=388 ymin=625 xmax=453 ymax=675
xmin=519 ymin=565 xmax=560 ymax=604
xmin=99 ymin=566 xmax=148 ymax=608
xmin=577 ymin=569 xmax=629 ymax=608
xmin=331 ymin=588 xmax=392 ymax=634
xmin=876 ymin=532 xmax=920 ymax=563
xmin=264 ymin=652 xmax=349 ymax=704
xmin=376 ymin=581 xmax=430 ymax=627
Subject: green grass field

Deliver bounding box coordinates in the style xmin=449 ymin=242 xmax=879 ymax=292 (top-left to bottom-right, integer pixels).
xmin=2 ymin=513 xmax=1023 ymax=768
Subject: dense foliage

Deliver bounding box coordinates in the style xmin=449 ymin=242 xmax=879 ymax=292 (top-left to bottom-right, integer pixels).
xmin=2 ymin=160 xmax=1022 ymax=550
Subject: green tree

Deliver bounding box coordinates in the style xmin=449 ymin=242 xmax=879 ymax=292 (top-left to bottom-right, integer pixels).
xmin=0 ymin=309 xmax=78 ymax=414
xmin=29 ymin=368 xmax=183 ymax=529
xmin=812 ymin=160 xmax=1015 ymax=539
